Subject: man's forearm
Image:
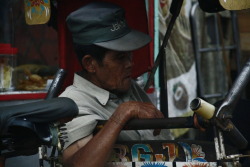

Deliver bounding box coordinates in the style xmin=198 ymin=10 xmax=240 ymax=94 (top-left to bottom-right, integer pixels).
xmin=63 ymin=101 xmax=163 ymax=167
xmin=64 ymin=117 xmax=125 ymax=167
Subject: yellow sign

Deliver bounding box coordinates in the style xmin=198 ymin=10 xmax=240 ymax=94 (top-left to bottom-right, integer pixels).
xmin=219 ymin=0 xmax=250 ymax=10
xmin=24 ymin=0 xmax=51 ymax=25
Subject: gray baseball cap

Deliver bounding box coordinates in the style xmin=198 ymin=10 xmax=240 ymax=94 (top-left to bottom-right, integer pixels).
xmin=66 ymin=2 xmax=151 ymax=51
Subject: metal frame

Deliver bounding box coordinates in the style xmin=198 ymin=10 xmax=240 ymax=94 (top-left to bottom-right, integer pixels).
xmin=190 ymin=2 xmax=242 ymax=100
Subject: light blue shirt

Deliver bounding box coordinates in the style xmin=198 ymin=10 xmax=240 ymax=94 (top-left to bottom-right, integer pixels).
xmin=59 ymin=73 xmax=172 ymax=149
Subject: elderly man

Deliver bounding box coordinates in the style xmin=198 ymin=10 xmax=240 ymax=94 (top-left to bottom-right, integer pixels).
xmin=59 ymin=2 xmax=172 ymax=167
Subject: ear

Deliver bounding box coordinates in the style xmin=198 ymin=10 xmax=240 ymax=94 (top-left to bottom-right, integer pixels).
xmin=81 ymin=55 xmax=96 ymax=73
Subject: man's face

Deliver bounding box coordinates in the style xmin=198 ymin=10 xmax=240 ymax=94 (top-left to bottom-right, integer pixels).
xmin=93 ymin=50 xmax=133 ymax=94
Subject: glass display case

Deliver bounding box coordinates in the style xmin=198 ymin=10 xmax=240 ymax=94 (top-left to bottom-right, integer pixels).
xmin=0 ymin=43 xmax=17 ymax=92
xmin=0 ymin=0 xmax=59 ymax=101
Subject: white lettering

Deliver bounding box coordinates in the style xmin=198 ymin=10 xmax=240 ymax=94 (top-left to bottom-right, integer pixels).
xmin=110 ymin=20 xmax=126 ymax=31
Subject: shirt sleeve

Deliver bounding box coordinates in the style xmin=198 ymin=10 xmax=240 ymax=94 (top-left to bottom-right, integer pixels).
xmin=62 ymin=114 xmax=100 ymax=149
xmin=59 ymin=86 xmax=102 ymax=149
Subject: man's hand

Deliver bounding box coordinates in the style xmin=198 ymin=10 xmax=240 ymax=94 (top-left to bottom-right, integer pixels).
xmin=111 ymin=101 xmax=164 ymax=135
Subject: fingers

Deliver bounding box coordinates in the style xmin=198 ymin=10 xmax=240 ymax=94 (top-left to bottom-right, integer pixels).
xmin=140 ymin=105 xmax=163 ymax=119
xmin=116 ymin=101 xmax=163 ymax=136
xmin=133 ymin=102 xmax=163 ymax=136
xmin=130 ymin=101 xmax=164 ymax=119
xmin=154 ymin=108 xmax=165 ymax=118
xmin=117 ymin=101 xmax=164 ymax=121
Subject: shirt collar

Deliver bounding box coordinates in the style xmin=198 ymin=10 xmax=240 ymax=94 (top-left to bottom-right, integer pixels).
xmin=73 ymin=73 xmax=133 ymax=105
xmin=73 ymin=73 xmax=109 ymax=105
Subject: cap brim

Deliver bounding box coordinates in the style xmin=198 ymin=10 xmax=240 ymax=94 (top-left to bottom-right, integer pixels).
xmin=94 ymin=29 xmax=151 ymax=51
